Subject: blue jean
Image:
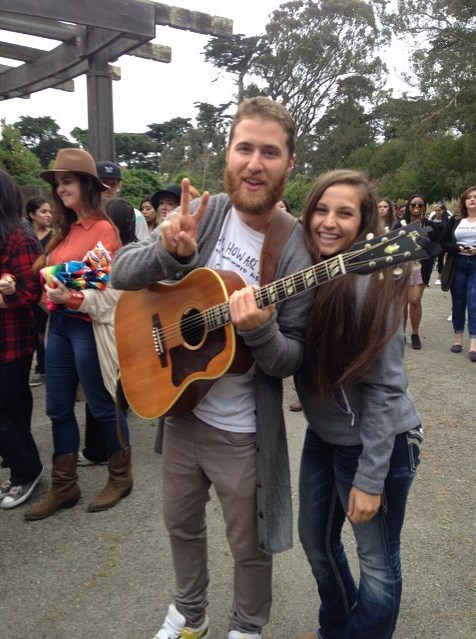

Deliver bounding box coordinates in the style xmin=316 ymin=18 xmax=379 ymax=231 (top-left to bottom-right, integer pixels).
xmin=46 ymin=312 xmax=129 ymax=456
xmin=451 ymin=254 xmax=476 ymax=338
xmin=0 ymin=354 xmax=43 ymax=485
xmin=298 ymin=427 xmax=421 ymax=639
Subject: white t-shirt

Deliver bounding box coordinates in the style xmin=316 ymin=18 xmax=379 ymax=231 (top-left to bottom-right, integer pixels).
xmin=193 ymin=207 xmax=264 ymax=432
xmin=134 ymin=208 xmax=149 ymax=241
xmin=455 ymin=217 xmax=476 ymax=247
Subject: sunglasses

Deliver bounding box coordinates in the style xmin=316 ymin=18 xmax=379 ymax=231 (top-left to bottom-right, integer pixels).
xmin=410 ymin=202 xmax=425 ymax=208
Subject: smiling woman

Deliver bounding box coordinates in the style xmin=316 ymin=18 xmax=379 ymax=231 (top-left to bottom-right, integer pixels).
xmin=295 ymin=169 xmax=421 ymax=639
xmin=25 ymin=147 xmax=132 ymax=522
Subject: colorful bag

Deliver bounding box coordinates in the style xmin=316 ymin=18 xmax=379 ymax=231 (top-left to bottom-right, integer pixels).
xmin=40 ymin=242 xmax=112 ymax=311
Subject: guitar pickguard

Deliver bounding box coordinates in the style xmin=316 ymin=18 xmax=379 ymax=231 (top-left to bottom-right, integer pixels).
xmin=170 ymin=327 xmax=227 ymax=387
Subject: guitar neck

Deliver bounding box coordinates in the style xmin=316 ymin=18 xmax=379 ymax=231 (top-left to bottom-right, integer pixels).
xmin=203 ymin=222 xmax=431 ymax=332
xmin=204 ymin=254 xmax=347 ymax=331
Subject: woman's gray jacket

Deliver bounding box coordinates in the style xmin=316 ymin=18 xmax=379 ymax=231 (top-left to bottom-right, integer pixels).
xmin=111 ymin=194 xmax=314 ymax=553
xmin=295 ymin=275 xmax=422 ymax=495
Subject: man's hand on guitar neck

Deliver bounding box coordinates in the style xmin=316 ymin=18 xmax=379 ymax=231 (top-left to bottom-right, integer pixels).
xmin=160 ymin=177 xmax=210 ymax=258
xmin=229 ymin=284 xmax=275 ymax=331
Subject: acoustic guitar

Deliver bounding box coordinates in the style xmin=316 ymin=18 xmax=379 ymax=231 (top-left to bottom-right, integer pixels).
xmin=115 ymin=222 xmax=437 ymax=419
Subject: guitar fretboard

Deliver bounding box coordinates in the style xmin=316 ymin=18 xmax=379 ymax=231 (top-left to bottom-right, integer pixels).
xmin=203 ymin=254 xmax=348 ymax=331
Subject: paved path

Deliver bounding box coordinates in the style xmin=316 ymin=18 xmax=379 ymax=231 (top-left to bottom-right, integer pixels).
xmin=1 ymin=272 xmax=475 ymax=638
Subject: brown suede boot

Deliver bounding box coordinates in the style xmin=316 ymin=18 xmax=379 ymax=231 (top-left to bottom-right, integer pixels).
xmin=87 ymin=447 xmax=132 ymax=512
xmin=25 ymin=453 xmax=80 ymax=521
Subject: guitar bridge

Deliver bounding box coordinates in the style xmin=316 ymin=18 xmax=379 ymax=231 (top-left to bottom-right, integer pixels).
xmin=152 ymin=313 xmax=168 ymax=367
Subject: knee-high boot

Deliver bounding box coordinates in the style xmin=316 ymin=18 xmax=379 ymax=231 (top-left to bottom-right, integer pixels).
xmin=87 ymin=447 xmax=133 ymax=513
xmin=25 ymin=453 xmax=80 ymax=521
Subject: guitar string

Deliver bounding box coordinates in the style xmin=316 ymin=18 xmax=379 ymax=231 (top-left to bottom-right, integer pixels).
xmin=153 ymin=248 xmax=417 ymax=345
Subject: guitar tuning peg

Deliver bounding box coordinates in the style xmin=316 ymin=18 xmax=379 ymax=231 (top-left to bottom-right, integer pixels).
xmin=412 ymin=262 xmax=421 ymax=271
xmin=393 ymin=266 xmax=403 ymax=278
xmin=378 ymin=272 xmax=384 ymax=281
xmin=366 ymin=233 xmax=375 ymax=240
xmin=383 ymin=226 xmax=390 ymax=234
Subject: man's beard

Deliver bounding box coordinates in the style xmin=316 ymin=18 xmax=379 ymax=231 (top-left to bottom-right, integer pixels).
xmin=224 ymin=166 xmax=286 ymax=215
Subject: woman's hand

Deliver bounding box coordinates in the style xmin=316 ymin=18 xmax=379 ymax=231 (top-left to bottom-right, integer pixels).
xmin=44 ymin=275 xmax=71 ymax=305
xmin=347 ymin=486 xmax=381 ymax=524
xmin=0 ymin=274 xmax=16 ymax=296
xmin=160 ymin=177 xmax=210 ymax=257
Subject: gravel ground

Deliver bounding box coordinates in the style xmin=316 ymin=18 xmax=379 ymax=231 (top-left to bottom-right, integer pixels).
xmin=0 ymin=271 xmax=474 ymax=639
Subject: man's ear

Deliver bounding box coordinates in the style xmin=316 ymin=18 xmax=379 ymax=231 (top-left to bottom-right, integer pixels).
xmin=287 ymin=154 xmax=296 ymax=175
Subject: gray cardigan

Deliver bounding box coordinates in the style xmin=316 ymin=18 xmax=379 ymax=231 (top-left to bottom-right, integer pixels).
xmin=111 ymin=194 xmax=314 ymax=553
xmin=295 ymin=275 xmax=421 ymax=495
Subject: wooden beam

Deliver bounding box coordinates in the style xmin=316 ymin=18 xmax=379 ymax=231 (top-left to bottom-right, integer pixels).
xmin=127 ymin=42 xmax=171 ymax=64
xmin=0 ymin=63 xmax=75 ymax=93
xmin=0 ymin=13 xmax=75 ymax=41
xmin=1 ymin=0 xmax=156 ymax=38
xmin=154 ymin=3 xmax=233 ymax=37
xmin=0 ymin=41 xmax=46 ymax=62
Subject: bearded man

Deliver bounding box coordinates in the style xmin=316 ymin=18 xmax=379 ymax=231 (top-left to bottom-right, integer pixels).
xmin=111 ymin=97 xmax=313 ymax=639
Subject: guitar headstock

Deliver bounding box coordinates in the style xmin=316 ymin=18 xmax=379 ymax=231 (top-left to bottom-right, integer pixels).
xmin=346 ymin=221 xmax=441 ymax=275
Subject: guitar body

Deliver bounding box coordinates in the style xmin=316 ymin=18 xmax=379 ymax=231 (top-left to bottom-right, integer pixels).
xmin=115 ymin=268 xmax=252 ymax=419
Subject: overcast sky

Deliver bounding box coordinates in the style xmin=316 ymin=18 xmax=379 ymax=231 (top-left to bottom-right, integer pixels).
xmin=0 ymin=0 xmax=409 ymax=137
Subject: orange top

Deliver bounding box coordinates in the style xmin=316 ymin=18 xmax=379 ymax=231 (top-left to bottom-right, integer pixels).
xmin=49 ymin=216 xmax=119 ymax=265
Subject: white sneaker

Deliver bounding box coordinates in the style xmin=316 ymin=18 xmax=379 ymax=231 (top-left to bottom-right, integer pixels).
xmin=228 ymin=632 xmax=262 ymax=639
xmin=435 ymin=279 xmax=441 ymax=285
xmin=77 ymin=451 xmax=107 ymax=466
xmin=447 ymin=313 xmax=452 ymax=321
xmin=154 ymin=604 xmax=209 ymax=639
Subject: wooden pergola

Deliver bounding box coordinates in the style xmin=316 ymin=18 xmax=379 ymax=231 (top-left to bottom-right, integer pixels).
xmin=0 ymin=0 xmax=232 ymax=160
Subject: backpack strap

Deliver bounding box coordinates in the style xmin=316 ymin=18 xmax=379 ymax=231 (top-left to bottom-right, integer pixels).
xmin=259 ymin=207 xmax=297 ymax=286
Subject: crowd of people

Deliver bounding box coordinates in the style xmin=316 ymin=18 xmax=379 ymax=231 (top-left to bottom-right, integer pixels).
xmin=0 ymin=96 xmax=474 ymax=639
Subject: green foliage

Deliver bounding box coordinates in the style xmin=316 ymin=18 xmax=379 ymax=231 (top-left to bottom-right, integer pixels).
xmin=119 ymin=168 xmax=163 ymax=209
xmin=377 ymin=0 xmax=475 ymax=135
xmin=115 ymin=132 xmax=159 ymax=171
xmin=283 ymin=173 xmax=314 ymax=215
xmin=13 ymin=115 xmax=74 ymax=167
xmin=0 ymin=121 xmax=44 ymax=185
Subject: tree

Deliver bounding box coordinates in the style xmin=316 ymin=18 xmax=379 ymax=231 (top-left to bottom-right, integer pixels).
xmin=204 ymin=0 xmax=388 ymax=171
xmin=115 ymin=133 xmax=159 ymax=171
xmin=13 ymin=115 xmax=73 ymax=167
xmin=256 ymin=1 xmax=386 ymax=145
xmin=378 ymin=0 xmax=476 ymax=135
xmin=0 ymin=121 xmax=44 ymax=185
xmin=203 ymin=34 xmax=263 ymax=102
xmin=120 ymin=168 xmax=163 ymax=209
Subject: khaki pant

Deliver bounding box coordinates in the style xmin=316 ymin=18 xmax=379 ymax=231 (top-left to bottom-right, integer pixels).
xmin=163 ymin=413 xmax=272 ymax=633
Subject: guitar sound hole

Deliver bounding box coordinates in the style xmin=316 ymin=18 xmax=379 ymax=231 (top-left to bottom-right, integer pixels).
xmin=181 ymin=308 xmax=205 ymax=347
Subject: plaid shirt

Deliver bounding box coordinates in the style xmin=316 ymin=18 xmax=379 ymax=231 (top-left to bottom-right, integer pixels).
xmin=0 ymin=225 xmax=42 ymax=363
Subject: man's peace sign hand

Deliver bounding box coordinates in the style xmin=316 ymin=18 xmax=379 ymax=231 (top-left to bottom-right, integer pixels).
xmin=160 ymin=177 xmax=209 ymax=257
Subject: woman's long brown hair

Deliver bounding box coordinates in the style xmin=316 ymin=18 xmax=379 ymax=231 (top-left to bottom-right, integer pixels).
xmin=301 ymin=170 xmax=410 ymax=397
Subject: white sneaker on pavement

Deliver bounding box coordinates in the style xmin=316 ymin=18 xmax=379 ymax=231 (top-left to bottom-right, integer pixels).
xmin=154 ymin=603 xmax=209 ymax=639
xmin=228 ymin=632 xmax=262 ymax=639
